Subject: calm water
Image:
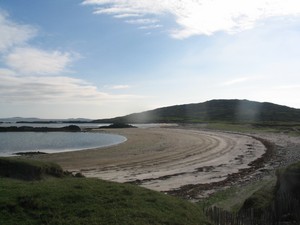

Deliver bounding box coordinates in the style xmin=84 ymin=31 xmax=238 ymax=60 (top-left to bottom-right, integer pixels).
xmin=0 ymin=123 xmax=110 ymax=129
xmin=0 ymin=123 xmax=169 ymax=129
xmin=0 ymin=132 xmax=127 ymax=156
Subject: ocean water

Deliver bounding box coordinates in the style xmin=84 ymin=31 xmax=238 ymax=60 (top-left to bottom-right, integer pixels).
xmin=0 ymin=122 xmax=169 ymax=129
xmin=0 ymin=132 xmax=126 ymax=156
xmin=0 ymin=123 xmax=110 ymax=129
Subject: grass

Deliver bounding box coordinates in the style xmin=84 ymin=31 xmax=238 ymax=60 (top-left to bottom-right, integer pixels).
xmin=203 ymin=122 xmax=300 ymax=135
xmin=199 ymin=162 xmax=300 ymax=214
xmin=197 ymin=178 xmax=276 ymax=213
xmin=0 ymin=157 xmax=66 ymax=180
xmin=0 ymin=158 xmax=211 ymax=225
xmin=239 ymin=180 xmax=276 ymax=211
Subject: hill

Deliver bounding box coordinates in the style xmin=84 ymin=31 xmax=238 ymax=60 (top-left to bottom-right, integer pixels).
xmin=93 ymin=99 xmax=300 ymax=123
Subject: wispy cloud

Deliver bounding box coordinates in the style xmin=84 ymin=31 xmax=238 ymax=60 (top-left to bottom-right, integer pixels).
xmin=0 ymin=9 xmax=140 ymax=105
xmin=220 ymin=77 xmax=253 ymax=86
xmin=274 ymin=84 xmax=300 ymax=90
xmin=0 ymin=12 xmax=36 ymax=52
xmin=0 ymin=10 xmax=75 ymax=76
xmin=114 ymin=13 xmax=141 ymax=18
xmin=5 ymin=47 xmax=75 ymax=75
xmin=109 ymin=85 xmax=131 ymax=90
xmin=93 ymin=7 xmax=138 ymax=15
xmin=82 ymin=0 xmax=300 ymax=38
xmin=139 ymin=24 xmax=162 ymax=30
xmin=125 ymin=18 xmax=158 ymax=24
xmin=0 ymin=71 xmax=140 ymax=103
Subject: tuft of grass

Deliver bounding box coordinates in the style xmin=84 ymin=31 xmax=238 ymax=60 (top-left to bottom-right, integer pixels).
xmin=240 ymin=181 xmax=276 ymax=211
xmin=0 ymin=157 xmax=66 ymax=180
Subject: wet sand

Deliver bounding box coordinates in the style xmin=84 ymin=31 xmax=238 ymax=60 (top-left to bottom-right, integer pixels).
xmin=36 ymin=127 xmax=266 ymax=193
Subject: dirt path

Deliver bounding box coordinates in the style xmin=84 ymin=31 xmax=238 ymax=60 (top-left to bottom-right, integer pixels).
xmin=36 ymin=128 xmax=266 ymax=193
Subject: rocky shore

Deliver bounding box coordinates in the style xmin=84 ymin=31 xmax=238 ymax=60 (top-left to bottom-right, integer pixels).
xmin=167 ymin=127 xmax=300 ymax=200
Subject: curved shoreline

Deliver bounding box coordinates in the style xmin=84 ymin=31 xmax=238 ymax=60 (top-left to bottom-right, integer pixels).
xmin=34 ymin=127 xmax=268 ymax=197
xmin=166 ymin=136 xmax=275 ymax=199
xmin=0 ymin=132 xmax=127 ymax=156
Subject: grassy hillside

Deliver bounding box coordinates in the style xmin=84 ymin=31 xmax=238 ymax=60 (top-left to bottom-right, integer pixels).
xmin=93 ymin=99 xmax=300 ymax=123
xmin=0 ymin=158 xmax=210 ymax=225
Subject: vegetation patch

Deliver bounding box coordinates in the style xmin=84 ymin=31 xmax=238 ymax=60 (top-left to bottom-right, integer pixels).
xmin=0 ymin=158 xmax=210 ymax=225
xmin=202 ymin=161 xmax=300 ymax=224
xmin=0 ymin=157 xmax=67 ymax=180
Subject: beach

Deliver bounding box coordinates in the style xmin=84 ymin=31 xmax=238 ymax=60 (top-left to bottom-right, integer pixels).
xmin=34 ymin=127 xmax=273 ymax=196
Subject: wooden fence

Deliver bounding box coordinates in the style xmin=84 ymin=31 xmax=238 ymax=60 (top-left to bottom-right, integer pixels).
xmin=205 ymin=194 xmax=300 ymax=225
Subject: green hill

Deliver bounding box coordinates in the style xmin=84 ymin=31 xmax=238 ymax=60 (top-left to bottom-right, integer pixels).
xmin=93 ymin=99 xmax=300 ymax=123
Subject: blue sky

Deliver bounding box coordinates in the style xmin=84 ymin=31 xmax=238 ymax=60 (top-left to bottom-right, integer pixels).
xmin=0 ymin=0 xmax=300 ymax=119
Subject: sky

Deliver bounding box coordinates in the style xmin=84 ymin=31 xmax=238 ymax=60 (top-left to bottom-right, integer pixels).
xmin=0 ymin=0 xmax=300 ymax=119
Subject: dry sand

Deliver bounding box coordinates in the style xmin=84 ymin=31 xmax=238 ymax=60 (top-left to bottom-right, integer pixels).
xmin=36 ymin=127 xmax=266 ymax=193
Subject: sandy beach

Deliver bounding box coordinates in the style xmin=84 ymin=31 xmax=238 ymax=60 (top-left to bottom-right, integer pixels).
xmin=35 ymin=127 xmax=267 ymax=194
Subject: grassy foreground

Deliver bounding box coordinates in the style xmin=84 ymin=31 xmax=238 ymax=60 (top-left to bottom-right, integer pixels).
xmin=0 ymin=158 xmax=210 ymax=225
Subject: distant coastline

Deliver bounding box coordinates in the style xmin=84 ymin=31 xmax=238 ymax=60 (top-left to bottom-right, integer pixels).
xmin=0 ymin=125 xmax=81 ymax=132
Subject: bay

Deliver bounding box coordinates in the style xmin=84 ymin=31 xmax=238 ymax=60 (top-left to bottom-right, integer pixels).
xmin=0 ymin=132 xmax=126 ymax=156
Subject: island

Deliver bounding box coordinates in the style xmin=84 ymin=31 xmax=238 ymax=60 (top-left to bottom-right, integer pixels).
xmin=99 ymin=122 xmax=137 ymax=129
xmin=0 ymin=125 xmax=81 ymax=132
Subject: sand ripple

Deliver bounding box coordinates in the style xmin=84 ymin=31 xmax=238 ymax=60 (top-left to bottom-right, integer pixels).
xmin=38 ymin=128 xmax=266 ymax=192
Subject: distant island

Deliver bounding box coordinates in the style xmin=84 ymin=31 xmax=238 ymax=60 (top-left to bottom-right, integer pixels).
xmin=16 ymin=120 xmax=91 ymax=124
xmin=14 ymin=151 xmax=48 ymax=156
xmin=99 ymin=122 xmax=137 ymax=129
xmin=0 ymin=125 xmax=81 ymax=132
xmin=92 ymin=99 xmax=300 ymax=124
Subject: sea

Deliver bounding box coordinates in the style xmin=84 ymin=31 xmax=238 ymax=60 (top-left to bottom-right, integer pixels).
xmin=0 ymin=123 xmax=167 ymax=156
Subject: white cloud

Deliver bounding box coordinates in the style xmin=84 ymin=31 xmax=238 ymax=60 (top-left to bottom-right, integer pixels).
xmin=110 ymin=85 xmax=131 ymax=89
xmin=0 ymin=8 xmax=147 ymax=118
xmin=82 ymin=0 xmax=113 ymax=5
xmin=0 ymin=72 xmax=140 ymax=103
xmin=0 ymin=10 xmax=76 ymax=76
xmin=139 ymin=24 xmax=162 ymax=30
xmin=82 ymin=0 xmax=300 ymax=38
xmin=0 ymin=68 xmax=16 ymax=76
xmin=93 ymin=7 xmax=137 ymax=15
xmin=0 ymin=9 xmax=140 ymax=106
xmin=125 ymin=18 xmax=158 ymax=24
xmin=5 ymin=47 xmax=74 ymax=75
xmin=275 ymin=84 xmax=300 ymax=90
xmin=114 ymin=13 xmax=141 ymax=18
xmin=220 ymin=77 xmax=253 ymax=86
xmin=0 ymin=12 xmax=36 ymax=52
